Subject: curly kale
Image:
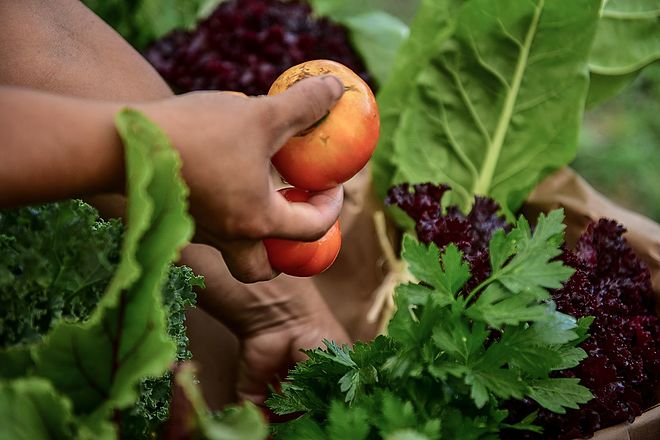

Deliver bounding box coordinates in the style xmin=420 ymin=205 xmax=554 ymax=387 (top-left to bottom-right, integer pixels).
xmin=0 ymin=201 xmax=202 ymax=439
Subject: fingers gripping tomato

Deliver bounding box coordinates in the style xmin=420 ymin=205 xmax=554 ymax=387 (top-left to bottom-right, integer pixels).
xmin=264 ymin=188 xmax=341 ymax=277
xmin=268 ymin=59 xmax=380 ymax=191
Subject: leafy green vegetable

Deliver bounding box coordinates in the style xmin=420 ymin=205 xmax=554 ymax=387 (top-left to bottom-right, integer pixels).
xmin=586 ymin=0 xmax=660 ymax=107
xmin=33 ymin=109 xmax=194 ymax=428
xmin=268 ymin=209 xmax=592 ymax=438
xmin=0 ymin=378 xmax=75 ymax=439
xmin=371 ymin=0 xmax=458 ymax=203
xmin=0 ymin=109 xmax=199 ymax=438
xmin=590 ymin=0 xmax=660 ymax=76
xmin=0 ymin=201 xmax=122 ymax=348
xmin=122 ymin=265 xmax=202 ymax=438
xmin=389 ymin=0 xmax=600 ymax=216
xmin=309 ymin=0 xmax=409 ymax=86
xmin=0 ymin=199 xmax=201 ymax=436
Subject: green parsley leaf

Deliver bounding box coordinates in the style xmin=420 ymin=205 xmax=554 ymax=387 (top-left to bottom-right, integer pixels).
xmin=528 ymin=378 xmax=593 ymax=414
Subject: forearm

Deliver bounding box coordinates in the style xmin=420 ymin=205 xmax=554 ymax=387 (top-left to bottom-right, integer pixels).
xmin=0 ymin=0 xmax=172 ymax=100
xmin=0 ymin=87 xmax=124 ymax=207
xmin=0 ymin=0 xmax=173 ymax=215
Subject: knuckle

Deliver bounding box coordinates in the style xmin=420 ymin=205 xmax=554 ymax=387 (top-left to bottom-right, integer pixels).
xmin=237 ymin=266 xmax=272 ymax=283
xmin=256 ymin=99 xmax=284 ymax=135
xmin=233 ymin=215 xmax=272 ymax=240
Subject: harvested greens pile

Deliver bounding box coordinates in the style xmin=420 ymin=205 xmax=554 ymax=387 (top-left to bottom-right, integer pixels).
xmin=268 ymin=187 xmax=592 ymax=438
xmin=266 ymin=185 xmax=659 ymax=439
xmin=391 ymin=184 xmax=660 ymax=439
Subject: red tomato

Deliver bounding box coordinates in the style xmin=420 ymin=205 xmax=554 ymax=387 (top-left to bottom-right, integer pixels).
xmin=263 ymin=188 xmax=341 ymax=277
xmin=268 ymin=59 xmax=380 ymax=191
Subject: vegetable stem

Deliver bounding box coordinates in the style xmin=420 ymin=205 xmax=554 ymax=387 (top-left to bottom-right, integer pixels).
xmin=473 ymin=0 xmax=543 ymax=196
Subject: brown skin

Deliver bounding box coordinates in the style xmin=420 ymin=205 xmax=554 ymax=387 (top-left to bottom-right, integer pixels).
xmin=0 ymin=0 xmax=349 ymax=404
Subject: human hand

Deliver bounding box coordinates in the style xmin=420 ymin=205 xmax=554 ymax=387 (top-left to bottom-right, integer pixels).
xmin=141 ymin=76 xmax=345 ymax=282
xmin=179 ymin=244 xmax=350 ymax=404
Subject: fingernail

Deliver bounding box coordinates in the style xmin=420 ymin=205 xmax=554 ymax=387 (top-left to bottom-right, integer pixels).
xmin=322 ymin=75 xmax=344 ymax=100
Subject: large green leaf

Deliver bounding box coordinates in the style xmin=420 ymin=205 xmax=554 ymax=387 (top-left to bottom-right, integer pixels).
xmin=33 ymin=109 xmax=194 ymax=425
xmin=586 ymin=0 xmax=660 ymax=107
xmin=586 ymin=70 xmax=639 ymax=108
xmin=370 ymin=0 xmax=459 ymax=201
xmin=390 ymin=0 xmax=600 ymax=216
xmin=308 ymin=0 xmax=409 ymax=87
xmin=340 ymin=12 xmax=409 ymax=86
xmin=590 ymin=0 xmax=660 ymax=75
xmin=0 ymin=378 xmax=75 ymax=439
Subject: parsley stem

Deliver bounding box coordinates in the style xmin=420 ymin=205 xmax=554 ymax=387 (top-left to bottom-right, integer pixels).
xmin=464 ymin=274 xmax=497 ymax=304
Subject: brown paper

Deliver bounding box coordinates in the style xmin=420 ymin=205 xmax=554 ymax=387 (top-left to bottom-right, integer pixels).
xmin=188 ymin=166 xmax=660 ymax=438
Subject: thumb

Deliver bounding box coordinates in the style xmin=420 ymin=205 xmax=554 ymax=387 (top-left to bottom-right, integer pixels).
xmin=266 ymin=75 xmax=344 ymax=155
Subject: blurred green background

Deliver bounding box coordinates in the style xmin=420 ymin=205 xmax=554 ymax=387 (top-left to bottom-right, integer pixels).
xmin=576 ymin=64 xmax=660 ymax=222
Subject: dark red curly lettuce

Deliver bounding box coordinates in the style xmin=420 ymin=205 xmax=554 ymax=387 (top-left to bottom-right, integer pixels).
xmin=386 ymin=183 xmax=660 ymax=439
xmin=386 ymin=183 xmax=509 ymax=291
xmin=145 ymin=0 xmax=370 ymax=95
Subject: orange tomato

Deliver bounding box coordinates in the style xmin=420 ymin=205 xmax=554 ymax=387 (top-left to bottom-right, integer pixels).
xmin=263 ymin=188 xmax=341 ymax=277
xmin=268 ymin=59 xmax=380 ymax=191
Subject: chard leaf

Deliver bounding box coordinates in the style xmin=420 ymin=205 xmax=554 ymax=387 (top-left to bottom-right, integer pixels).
xmin=0 ymin=378 xmax=76 ymax=440
xmin=371 ymin=0 xmax=459 ymax=200
xmin=527 ymin=378 xmax=593 ymax=413
xmin=586 ymin=0 xmax=660 ymax=107
xmin=390 ymin=0 xmax=601 ymax=215
xmin=34 ymin=109 xmax=193 ymax=423
xmin=591 ymin=0 xmax=660 ymax=75
xmin=342 ymin=12 xmax=409 ymax=85
xmin=309 ymin=0 xmax=409 ymax=86
xmin=586 ymin=70 xmax=639 ymax=108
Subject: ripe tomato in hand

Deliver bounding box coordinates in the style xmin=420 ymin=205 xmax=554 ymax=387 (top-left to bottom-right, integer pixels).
xmin=263 ymin=188 xmax=341 ymax=277
xmin=268 ymin=59 xmax=380 ymax=191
